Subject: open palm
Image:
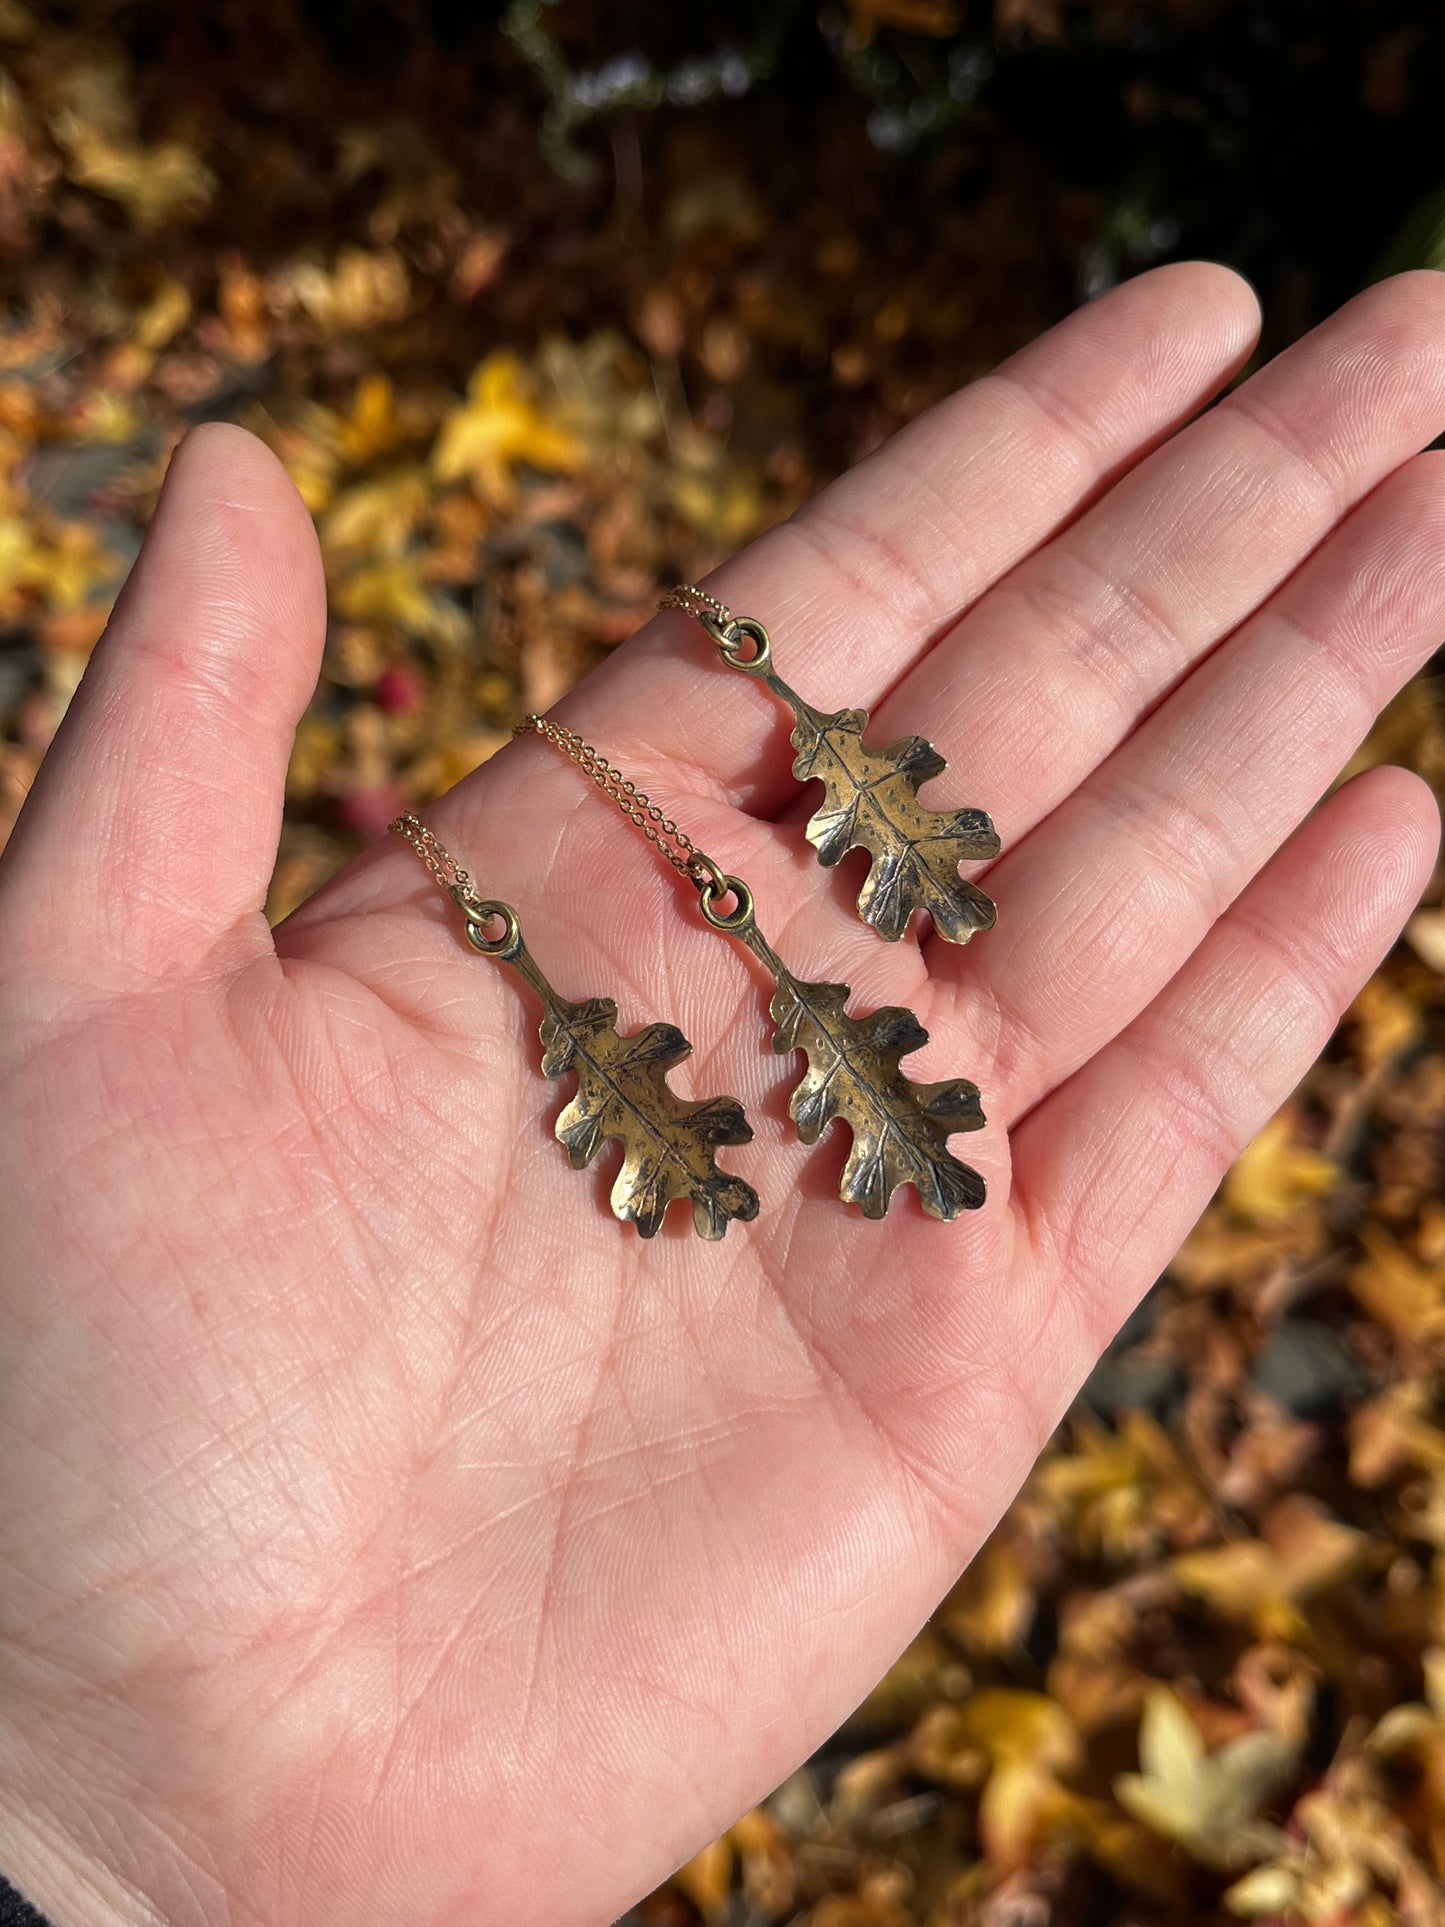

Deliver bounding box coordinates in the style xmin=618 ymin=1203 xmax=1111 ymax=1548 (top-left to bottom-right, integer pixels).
xmin=2 ymin=263 xmax=1443 ymax=1927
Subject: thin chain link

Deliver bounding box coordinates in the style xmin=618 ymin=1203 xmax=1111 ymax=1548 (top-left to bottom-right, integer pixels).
xmin=390 ymin=811 xmax=486 ymax=914
xmin=513 ymin=712 xmax=723 ymax=891
xmin=660 ymin=582 xmax=772 ymax=676
xmin=659 ymin=582 xmax=734 ymax=636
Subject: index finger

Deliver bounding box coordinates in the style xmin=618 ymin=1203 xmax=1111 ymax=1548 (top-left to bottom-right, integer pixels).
xmin=551 ymin=260 xmax=1259 ymax=817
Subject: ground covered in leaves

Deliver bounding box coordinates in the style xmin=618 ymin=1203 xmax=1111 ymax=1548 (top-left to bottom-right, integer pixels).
xmin=1 ymin=5 xmax=1444 ymax=1925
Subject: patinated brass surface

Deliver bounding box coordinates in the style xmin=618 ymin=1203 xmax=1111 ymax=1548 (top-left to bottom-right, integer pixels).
xmin=772 ymin=669 xmax=1000 ymax=944
xmin=699 ymin=877 xmax=987 ymax=1220
xmin=509 ymin=726 xmax=989 ymax=1221
xmin=661 ymin=588 xmax=1000 ymax=945
xmin=468 ymin=903 xmax=760 ymax=1241
xmin=391 ymin=813 xmax=759 ymax=1240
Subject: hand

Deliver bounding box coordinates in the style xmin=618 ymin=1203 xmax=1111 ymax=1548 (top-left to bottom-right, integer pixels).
xmin=1 ymin=263 xmax=1441 ymax=1927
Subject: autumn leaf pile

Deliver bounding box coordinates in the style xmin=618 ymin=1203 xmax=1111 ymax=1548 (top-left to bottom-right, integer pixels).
xmin=0 ymin=5 xmax=1443 ymax=1924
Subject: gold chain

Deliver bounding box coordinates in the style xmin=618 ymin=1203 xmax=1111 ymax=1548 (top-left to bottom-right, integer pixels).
xmin=659 ymin=582 xmax=734 ymax=635
xmin=661 ymin=582 xmax=772 ymax=673
xmin=513 ymin=712 xmax=728 ymax=897
xmin=390 ymin=811 xmax=487 ymax=915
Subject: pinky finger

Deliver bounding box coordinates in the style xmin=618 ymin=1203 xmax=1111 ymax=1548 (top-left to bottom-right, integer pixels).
xmin=1010 ymin=766 xmax=1440 ymax=1343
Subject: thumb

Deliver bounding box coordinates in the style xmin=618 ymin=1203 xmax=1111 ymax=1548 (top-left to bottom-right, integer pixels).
xmin=1 ymin=423 xmax=326 ymax=985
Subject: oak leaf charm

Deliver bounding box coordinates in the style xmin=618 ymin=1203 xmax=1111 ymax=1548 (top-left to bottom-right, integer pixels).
xmin=790 ymin=699 xmax=1000 ymax=944
xmin=538 ymin=991 xmax=759 ymax=1239
xmin=387 ymin=818 xmax=759 ymax=1242
xmin=762 ymin=957 xmax=986 ymax=1220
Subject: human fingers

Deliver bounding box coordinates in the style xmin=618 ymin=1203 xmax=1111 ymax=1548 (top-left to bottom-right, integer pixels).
xmin=932 ymin=449 xmax=1445 ymax=1114
xmin=1007 ymin=765 xmax=1439 ymax=1359
xmin=528 ymin=260 xmax=1260 ymax=813
xmin=292 ymin=265 xmax=1258 ymax=979
xmin=838 ymin=271 xmax=1445 ymax=900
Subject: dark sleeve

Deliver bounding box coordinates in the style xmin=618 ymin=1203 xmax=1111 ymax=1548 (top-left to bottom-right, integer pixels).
xmin=0 ymin=1877 xmax=51 ymax=1926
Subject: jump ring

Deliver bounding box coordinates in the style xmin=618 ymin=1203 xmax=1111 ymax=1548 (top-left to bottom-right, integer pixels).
xmin=697 ymin=873 xmax=755 ymax=933
xmin=718 ymin=617 xmax=772 ymax=673
xmin=686 ymin=850 xmax=729 ymax=897
xmin=463 ymin=900 xmax=523 ymax=957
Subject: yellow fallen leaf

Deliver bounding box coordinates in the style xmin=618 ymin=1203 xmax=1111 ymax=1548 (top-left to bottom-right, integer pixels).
xmin=1347 ymin=1225 xmax=1445 ymax=1348
xmin=1174 ymin=1540 xmax=1294 ymax=1625
xmin=672 ymin=1834 xmax=732 ymax=1920
xmin=537 ymin=330 xmax=661 ymax=456
xmin=42 ymin=521 xmax=117 ymax=609
xmin=50 ymin=61 xmax=214 ymax=230
xmin=1115 ymin=1689 xmax=1294 ymax=1869
xmin=218 ymin=254 xmax=270 ymax=362
xmin=931 ymin=1687 xmax=1079 ymax=1772
xmin=1349 ymin=1379 xmax=1445 ymax=1487
xmin=71 ymin=388 xmax=141 ymax=443
xmin=938 ymin=1530 xmax=1035 ymax=1655
xmin=1224 ymin=1861 xmax=1313 ymax=1916
xmin=832 ymin=1745 xmax=903 ymax=1824
xmin=321 ymin=469 xmax=431 ymax=557
xmin=814 ymin=1887 xmax=910 ymax=1927
xmin=1225 ymin=1755 xmax=1439 ymax=1922
xmin=132 ymin=274 xmax=192 ymax=353
xmin=846 ymin=1628 xmax=966 ymax=1731
xmin=978 ymin=1759 xmax=1071 ymax=1871
xmin=1031 ymin=1409 xmax=1212 ymax=1561
xmin=409 ymin=729 xmax=511 ymax=795
xmin=1223 ymin=1108 xmax=1338 ymax=1225
xmin=668 ymin=461 xmax=765 ymax=546
xmin=1368 ymin=1648 xmax=1445 ymax=1766
xmin=265 ymin=418 xmax=340 ymax=515
xmin=285 ymin=246 xmax=411 ymax=333
xmin=0 ymin=512 xmax=118 ymax=620
xmin=1406 ymin=908 xmax=1445 ymax=975
xmin=286 ymin=716 xmax=343 ymax=801
xmin=333 ymin=558 xmax=468 ymax=646
xmin=1172 ymin=1497 xmax=1375 ymax=1636
xmin=432 ymin=352 xmax=581 ymax=504
xmin=910 ymin=1689 xmax=1081 ymax=1870
xmin=334 ymin=373 xmax=413 ymax=463
xmin=728 ymin=1808 xmax=796 ymax=1915
xmin=1349 ymin=973 xmax=1423 ymax=1067
xmin=1171 ymin=1211 xmax=1314 ymax=1289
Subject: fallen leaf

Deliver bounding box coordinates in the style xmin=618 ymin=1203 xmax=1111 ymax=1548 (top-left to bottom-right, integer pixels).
xmin=1347 ymin=1226 xmax=1445 ymax=1349
xmin=1172 ymin=1496 xmax=1376 ymax=1637
xmin=1223 ymin=1108 xmax=1338 ymax=1226
xmin=333 ymin=558 xmax=469 ymax=646
xmin=50 ymin=60 xmax=214 ymax=229
xmin=1406 ymin=908 xmax=1445 ymax=975
xmin=432 ymin=351 xmax=582 ymax=504
xmin=1115 ymin=1689 xmax=1295 ymax=1869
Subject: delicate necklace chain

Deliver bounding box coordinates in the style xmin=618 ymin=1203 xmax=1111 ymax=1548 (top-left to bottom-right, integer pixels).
xmin=390 ymin=811 xmax=486 ymax=914
xmin=659 ymin=582 xmax=734 ymax=636
xmin=513 ymin=712 xmax=727 ymax=895
xmin=661 ymin=581 xmax=772 ymax=673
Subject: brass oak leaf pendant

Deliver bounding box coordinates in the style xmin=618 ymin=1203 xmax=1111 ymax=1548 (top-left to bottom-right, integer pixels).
xmin=704 ymin=890 xmax=987 ymax=1220
xmin=687 ymin=606 xmax=1001 ymax=945
xmin=789 ymin=696 xmax=1002 ymax=944
xmin=476 ymin=906 xmax=759 ymax=1240
xmin=767 ymin=968 xmax=986 ymax=1218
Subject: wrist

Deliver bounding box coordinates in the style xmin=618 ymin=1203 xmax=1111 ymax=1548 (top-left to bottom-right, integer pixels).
xmin=0 ymin=1709 xmax=175 ymax=1927
xmin=0 ymin=1809 xmax=143 ymax=1927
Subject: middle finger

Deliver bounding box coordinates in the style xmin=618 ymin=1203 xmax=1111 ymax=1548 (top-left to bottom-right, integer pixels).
xmin=939 ymin=447 xmax=1445 ymax=1119
xmin=793 ymin=271 xmax=1445 ymax=905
